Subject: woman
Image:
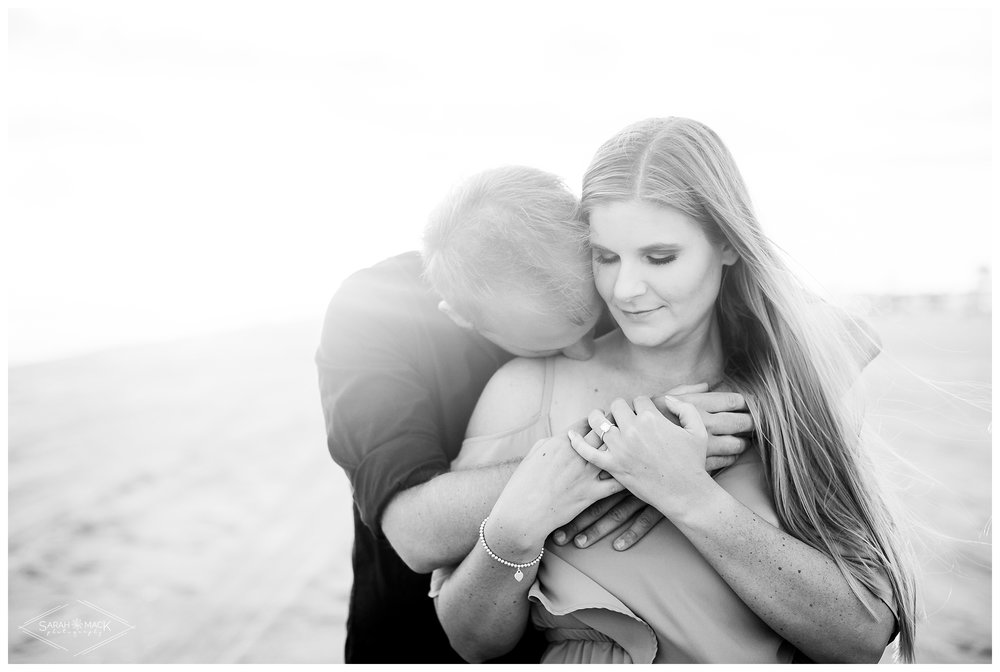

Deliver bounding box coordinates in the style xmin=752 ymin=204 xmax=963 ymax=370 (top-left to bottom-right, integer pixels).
xmin=431 ymin=117 xmax=916 ymax=663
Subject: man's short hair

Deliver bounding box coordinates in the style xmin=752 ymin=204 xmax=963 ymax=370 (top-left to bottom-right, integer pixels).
xmin=422 ymin=166 xmax=596 ymax=327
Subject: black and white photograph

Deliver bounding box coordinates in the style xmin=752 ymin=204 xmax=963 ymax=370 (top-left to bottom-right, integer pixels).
xmin=8 ymin=1 xmax=992 ymax=665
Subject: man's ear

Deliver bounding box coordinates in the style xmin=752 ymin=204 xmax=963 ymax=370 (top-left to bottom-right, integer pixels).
xmin=438 ymin=301 xmax=474 ymax=330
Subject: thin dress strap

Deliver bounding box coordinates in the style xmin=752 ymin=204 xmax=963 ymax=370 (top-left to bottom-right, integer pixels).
xmin=539 ymin=356 xmax=557 ymax=436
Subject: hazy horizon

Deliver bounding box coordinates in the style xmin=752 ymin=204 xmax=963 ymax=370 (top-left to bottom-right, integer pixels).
xmin=9 ymin=4 xmax=992 ymax=365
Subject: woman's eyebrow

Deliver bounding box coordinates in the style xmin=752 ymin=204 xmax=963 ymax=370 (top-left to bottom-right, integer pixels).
xmin=638 ymin=244 xmax=682 ymax=253
xmin=589 ymin=241 xmax=682 ymax=253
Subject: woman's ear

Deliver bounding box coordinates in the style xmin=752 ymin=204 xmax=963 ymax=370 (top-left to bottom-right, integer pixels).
xmin=438 ymin=301 xmax=475 ymax=330
xmin=720 ymin=242 xmax=739 ymax=267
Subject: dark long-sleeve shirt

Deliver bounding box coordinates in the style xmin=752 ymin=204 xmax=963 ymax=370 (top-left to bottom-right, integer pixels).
xmin=315 ymin=251 xmax=544 ymax=663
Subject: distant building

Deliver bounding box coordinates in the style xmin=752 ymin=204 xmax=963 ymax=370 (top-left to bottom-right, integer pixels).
xmin=971 ymin=266 xmax=992 ymax=314
xmin=853 ymin=266 xmax=992 ymax=315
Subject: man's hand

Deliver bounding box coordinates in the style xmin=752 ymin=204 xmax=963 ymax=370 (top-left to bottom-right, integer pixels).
xmin=550 ymin=383 xmax=755 ymax=552
xmin=551 ymin=492 xmax=659 ymax=551
xmin=666 ymin=383 xmax=754 ymax=471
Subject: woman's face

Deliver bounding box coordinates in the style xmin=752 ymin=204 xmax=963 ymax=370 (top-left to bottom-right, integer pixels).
xmin=589 ymin=199 xmax=737 ymax=349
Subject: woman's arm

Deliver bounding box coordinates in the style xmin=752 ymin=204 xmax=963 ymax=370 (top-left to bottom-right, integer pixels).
xmin=436 ymin=426 xmax=619 ymax=661
xmin=570 ymin=396 xmax=895 ymax=664
xmin=433 ymin=498 xmax=546 ymax=662
xmin=667 ymin=477 xmax=894 ymax=663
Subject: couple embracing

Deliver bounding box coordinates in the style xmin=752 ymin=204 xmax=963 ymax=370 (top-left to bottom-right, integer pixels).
xmin=316 ymin=117 xmax=916 ymax=664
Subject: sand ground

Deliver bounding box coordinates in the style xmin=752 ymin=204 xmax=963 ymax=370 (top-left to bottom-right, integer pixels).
xmin=7 ymin=311 xmax=991 ymax=663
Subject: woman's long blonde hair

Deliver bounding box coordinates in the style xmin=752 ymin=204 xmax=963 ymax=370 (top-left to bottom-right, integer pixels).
xmin=581 ymin=117 xmax=917 ymax=662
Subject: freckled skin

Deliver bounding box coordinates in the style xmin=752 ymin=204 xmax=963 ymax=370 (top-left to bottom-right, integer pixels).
xmin=663 ymin=484 xmax=892 ymax=662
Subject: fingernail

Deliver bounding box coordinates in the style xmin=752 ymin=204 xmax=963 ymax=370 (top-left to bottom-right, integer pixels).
xmin=663 ymin=395 xmax=677 ymax=403
xmin=575 ymin=534 xmax=587 ymax=547
xmin=553 ymin=531 xmax=566 ymax=544
xmin=614 ymin=539 xmax=627 ymax=550
xmin=567 ymin=430 xmax=579 ymax=441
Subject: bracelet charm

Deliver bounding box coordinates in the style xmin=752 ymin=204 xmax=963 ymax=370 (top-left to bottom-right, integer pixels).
xmin=478 ymin=516 xmax=544 ymax=581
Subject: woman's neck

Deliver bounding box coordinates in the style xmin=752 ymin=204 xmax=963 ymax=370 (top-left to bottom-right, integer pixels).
xmin=604 ymin=317 xmax=726 ymax=393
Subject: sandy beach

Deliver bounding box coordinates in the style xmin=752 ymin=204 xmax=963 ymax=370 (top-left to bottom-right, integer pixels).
xmin=7 ymin=310 xmax=991 ymax=663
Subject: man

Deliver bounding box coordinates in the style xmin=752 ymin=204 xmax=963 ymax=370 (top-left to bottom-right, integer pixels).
xmin=315 ymin=166 xmax=752 ymax=662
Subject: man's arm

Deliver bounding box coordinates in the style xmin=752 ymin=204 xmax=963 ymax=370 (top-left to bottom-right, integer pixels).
xmin=319 ymin=267 xmax=764 ymax=573
xmin=381 ymin=462 xmax=517 ymax=574
xmin=387 ymin=387 xmax=756 ymax=572
xmin=381 ymin=358 xmax=551 ymax=572
xmin=386 ymin=384 xmax=759 ymax=574
xmin=316 ymin=269 xmax=462 ymax=556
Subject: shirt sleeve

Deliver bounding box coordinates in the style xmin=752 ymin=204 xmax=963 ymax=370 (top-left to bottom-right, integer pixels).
xmin=316 ymin=269 xmax=450 ymax=538
xmin=427 ymin=564 xmax=455 ymax=599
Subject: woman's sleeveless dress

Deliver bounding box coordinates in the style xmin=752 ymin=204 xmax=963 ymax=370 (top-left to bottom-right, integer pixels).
xmin=430 ymin=358 xmax=890 ymax=663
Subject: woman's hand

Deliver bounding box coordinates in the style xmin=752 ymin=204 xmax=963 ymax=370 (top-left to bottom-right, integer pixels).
xmin=568 ymin=395 xmax=718 ymax=521
xmin=552 ymin=384 xmax=753 ymax=551
xmin=488 ymin=419 xmax=625 ymax=558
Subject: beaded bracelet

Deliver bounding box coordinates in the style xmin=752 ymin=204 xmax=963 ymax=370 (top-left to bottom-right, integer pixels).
xmin=478 ymin=516 xmax=544 ymax=582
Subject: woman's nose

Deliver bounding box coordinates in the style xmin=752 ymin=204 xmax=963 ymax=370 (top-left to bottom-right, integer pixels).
xmin=613 ymin=262 xmax=647 ymax=303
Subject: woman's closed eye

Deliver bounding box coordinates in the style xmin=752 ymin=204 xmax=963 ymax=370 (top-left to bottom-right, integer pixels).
xmin=593 ymin=252 xmax=677 ymax=266
xmin=647 ymin=254 xmax=677 ymax=265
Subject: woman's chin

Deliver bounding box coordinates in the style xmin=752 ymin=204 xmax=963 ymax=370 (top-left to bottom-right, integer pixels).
xmin=619 ymin=325 xmax=674 ymax=349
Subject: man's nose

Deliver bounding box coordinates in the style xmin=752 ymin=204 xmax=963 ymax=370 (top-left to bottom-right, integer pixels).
xmin=561 ymin=331 xmax=596 ymax=361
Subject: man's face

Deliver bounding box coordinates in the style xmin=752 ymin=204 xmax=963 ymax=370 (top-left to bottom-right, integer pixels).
xmin=472 ymin=290 xmax=602 ymax=360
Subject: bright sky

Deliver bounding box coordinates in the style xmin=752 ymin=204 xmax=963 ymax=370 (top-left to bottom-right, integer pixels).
xmin=8 ymin=2 xmax=993 ymax=364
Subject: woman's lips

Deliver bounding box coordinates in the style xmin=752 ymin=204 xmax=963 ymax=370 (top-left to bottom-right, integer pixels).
xmin=617 ymin=306 xmax=664 ymax=320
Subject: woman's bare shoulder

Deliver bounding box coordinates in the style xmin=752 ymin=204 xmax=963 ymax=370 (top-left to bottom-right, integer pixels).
xmin=465 ymin=357 xmax=549 ymax=438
